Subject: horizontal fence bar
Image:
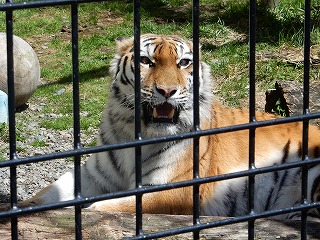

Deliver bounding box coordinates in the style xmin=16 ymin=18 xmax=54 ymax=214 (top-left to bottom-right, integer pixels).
xmin=1 ymin=197 xmax=319 ymax=239
xmin=1 ymin=155 xmax=320 ymax=219
xmin=1 ymin=112 xmax=320 ymax=169
xmin=128 ymin=201 xmax=320 ymax=240
xmin=0 ymin=0 xmax=106 ymax=10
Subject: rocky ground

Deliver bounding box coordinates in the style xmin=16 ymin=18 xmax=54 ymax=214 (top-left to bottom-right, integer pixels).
xmin=0 ymin=99 xmax=97 ymax=203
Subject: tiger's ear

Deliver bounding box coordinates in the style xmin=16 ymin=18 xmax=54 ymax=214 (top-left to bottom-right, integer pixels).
xmin=115 ymin=36 xmax=134 ymax=54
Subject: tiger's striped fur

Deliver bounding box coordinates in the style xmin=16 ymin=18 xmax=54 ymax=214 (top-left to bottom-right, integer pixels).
xmin=23 ymin=34 xmax=320 ymax=219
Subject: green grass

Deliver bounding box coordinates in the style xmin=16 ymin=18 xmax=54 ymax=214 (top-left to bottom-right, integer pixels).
xmin=1 ymin=0 xmax=320 ymax=158
xmin=0 ymin=123 xmax=9 ymax=142
xmin=31 ymin=139 xmax=48 ymax=148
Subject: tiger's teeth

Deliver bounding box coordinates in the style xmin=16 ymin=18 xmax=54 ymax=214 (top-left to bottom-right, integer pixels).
xmin=153 ymin=108 xmax=175 ymax=119
xmin=151 ymin=103 xmax=176 ymax=122
xmin=153 ymin=108 xmax=158 ymax=118
xmin=168 ymin=109 xmax=174 ymax=119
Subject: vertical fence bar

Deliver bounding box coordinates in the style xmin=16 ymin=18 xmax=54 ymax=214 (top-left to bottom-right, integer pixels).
xmin=5 ymin=1 xmax=19 ymax=239
xmin=133 ymin=0 xmax=143 ymax=237
xmin=192 ymin=0 xmax=200 ymax=239
xmin=71 ymin=3 xmax=82 ymax=240
xmin=248 ymin=0 xmax=256 ymax=239
xmin=301 ymin=0 xmax=311 ymax=239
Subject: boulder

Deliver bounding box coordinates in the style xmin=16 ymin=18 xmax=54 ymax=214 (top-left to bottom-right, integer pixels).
xmin=0 ymin=33 xmax=40 ymax=107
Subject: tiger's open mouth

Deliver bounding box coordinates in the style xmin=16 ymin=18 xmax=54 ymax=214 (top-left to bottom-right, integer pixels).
xmin=143 ymin=102 xmax=179 ymax=125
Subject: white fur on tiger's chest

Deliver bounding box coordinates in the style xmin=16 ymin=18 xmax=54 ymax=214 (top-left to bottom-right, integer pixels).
xmin=107 ymin=143 xmax=178 ymax=189
xmin=140 ymin=141 xmax=189 ymax=186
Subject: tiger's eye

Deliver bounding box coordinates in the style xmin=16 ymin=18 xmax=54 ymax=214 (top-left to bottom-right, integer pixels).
xmin=178 ymin=58 xmax=191 ymax=67
xmin=140 ymin=56 xmax=154 ymax=66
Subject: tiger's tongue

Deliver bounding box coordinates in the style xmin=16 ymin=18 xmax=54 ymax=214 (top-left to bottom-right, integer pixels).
xmin=153 ymin=102 xmax=175 ymax=119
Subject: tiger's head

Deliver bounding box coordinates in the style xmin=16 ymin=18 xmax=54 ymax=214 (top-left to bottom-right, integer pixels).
xmin=108 ymin=34 xmax=213 ymax=138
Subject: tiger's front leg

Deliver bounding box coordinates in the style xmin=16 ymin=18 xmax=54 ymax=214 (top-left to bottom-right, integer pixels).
xmin=89 ymin=187 xmax=194 ymax=215
xmin=18 ymin=163 xmax=107 ymax=208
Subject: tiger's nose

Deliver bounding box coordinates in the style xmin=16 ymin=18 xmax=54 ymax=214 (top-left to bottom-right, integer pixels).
xmin=155 ymin=86 xmax=178 ymax=98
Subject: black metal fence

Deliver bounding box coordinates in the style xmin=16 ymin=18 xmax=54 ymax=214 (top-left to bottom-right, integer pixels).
xmin=0 ymin=0 xmax=319 ymax=239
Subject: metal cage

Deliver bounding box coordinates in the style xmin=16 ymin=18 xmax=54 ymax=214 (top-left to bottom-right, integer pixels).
xmin=0 ymin=0 xmax=319 ymax=239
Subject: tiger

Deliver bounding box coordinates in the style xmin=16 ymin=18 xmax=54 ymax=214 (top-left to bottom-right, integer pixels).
xmin=21 ymin=34 xmax=320 ymax=219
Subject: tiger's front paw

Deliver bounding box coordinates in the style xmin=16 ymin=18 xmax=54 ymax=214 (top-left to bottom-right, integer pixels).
xmin=87 ymin=201 xmax=107 ymax=211
xmin=88 ymin=196 xmax=135 ymax=212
